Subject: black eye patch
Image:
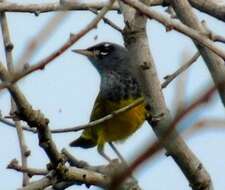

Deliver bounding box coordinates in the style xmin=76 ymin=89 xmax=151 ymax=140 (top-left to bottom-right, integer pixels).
xmin=88 ymin=43 xmax=114 ymax=54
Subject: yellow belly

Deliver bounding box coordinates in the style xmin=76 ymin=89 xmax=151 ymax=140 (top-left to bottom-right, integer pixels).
xmin=82 ymin=98 xmax=146 ymax=148
xmin=101 ymin=102 xmax=145 ymax=142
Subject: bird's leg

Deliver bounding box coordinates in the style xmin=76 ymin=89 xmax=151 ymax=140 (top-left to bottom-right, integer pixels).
xmin=97 ymin=144 xmax=111 ymax=162
xmin=109 ymin=142 xmax=127 ymax=165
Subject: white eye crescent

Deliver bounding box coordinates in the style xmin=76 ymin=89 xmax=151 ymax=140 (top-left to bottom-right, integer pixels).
xmin=104 ymin=43 xmax=111 ymax=47
xmin=100 ymin=51 xmax=109 ymax=56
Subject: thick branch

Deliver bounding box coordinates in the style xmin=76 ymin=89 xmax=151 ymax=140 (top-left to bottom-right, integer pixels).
xmin=121 ymin=0 xmax=225 ymax=60
xmin=188 ymin=0 xmax=225 ymax=22
xmin=110 ymin=82 xmax=218 ymax=190
xmin=119 ymin=0 xmax=212 ymax=190
xmin=0 ymin=1 xmax=224 ymax=22
xmin=0 ymin=1 xmax=119 ymax=13
xmin=169 ymin=0 xmax=225 ymax=115
xmin=0 ymin=63 xmax=62 ymax=167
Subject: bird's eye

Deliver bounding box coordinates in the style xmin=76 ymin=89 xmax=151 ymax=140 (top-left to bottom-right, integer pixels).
xmin=100 ymin=51 xmax=109 ymax=56
xmin=97 ymin=43 xmax=113 ymax=57
xmin=87 ymin=43 xmax=114 ymax=58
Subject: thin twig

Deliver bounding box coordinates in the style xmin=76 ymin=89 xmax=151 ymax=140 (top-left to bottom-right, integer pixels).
xmin=0 ymin=97 xmax=144 ymax=134
xmin=172 ymin=50 xmax=189 ymax=115
xmin=51 ymin=97 xmax=144 ymax=133
xmin=16 ymin=12 xmax=68 ymax=71
xmin=121 ymin=0 xmax=225 ymax=60
xmin=184 ymin=118 xmax=225 ymax=138
xmin=162 ymin=51 xmax=200 ymax=88
xmin=201 ymin=20 xmax=225 ymax=44
xmin=0 ymin=0 xmax=117 ymax=91
xmin=7 ymin=159 xmax=47 ymax=176
xmin=0 ymin=5 xmax=30 ymax=186
xmin=88 ymin=8 xmax=123 ymax=33
xmin=0 ymin=116 xmax=36 ymax=132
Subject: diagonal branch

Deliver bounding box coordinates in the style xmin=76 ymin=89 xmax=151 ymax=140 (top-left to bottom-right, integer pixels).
xmin=162 ymin=51 xmax=200 ymax=88
xmin=16 ymin=12 xmax=68 ymax=70
xmin=0 ymin=63 xmax=62 ymax=167
xmin=110 ymin=82 xmax=218 ymax=190
xmin=168 ymin=0 xmax=225 ymax=116
xmin=120 ymin=0 xmax=225 ymax=60
xmin=118 ymin=0 xmax=212 ymax=190
xmin=0 ymin=0 xmax=118 ymax=91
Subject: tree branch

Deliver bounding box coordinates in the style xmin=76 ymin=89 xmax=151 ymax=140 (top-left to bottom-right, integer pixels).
xmin=1 ymin=98 xmax=143 ymax=134
xmin=0 ymin=63 xmax=62 ymax=168
xmin=0 ymin=0 xmax=224 ymax=22
xmin=0 ymin=4 xmax=30 ymax=185
xmin=162 ymin=51 xmax=200 ymax=88
xmin=110 ymin=81 xmax=218 ymax=190
xmin=168 ymin=0 xmax=225 ymax=119
xmin=120 ymin=0 xmax=225 ymax=60
xmin=118 ymin=0 xmax=213 ymax=190
xmin=7 ymin=159 xmax=47 ymax=176
xmin=0 ymin=0 xmax=118 ymax=91
xmin=51 ymin=97 xmax=144 ymax=133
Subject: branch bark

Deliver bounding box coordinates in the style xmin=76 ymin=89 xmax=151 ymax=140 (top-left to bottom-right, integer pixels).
xmin=168 ymin=0 xmax=225 ymax=110
xmin=0 ymin=1 xmax=223 ymax=21
xmin=0 ymin=1 xmax=119 ymax=91
xmin=118 ymin=0 xmax=212 ymax=189
xmin=0 ymin=5 xmax=30 ymax=186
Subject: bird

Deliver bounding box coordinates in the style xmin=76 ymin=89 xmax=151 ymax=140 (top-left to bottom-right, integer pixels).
xmin=70 ymin=42 xmax=146 ymax=161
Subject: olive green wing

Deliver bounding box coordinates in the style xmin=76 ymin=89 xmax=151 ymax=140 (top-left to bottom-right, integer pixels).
xmin=90 ymin=95 xmax=108 ymax=121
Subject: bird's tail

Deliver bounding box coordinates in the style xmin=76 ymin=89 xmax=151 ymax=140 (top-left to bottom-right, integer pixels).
xmin=69 ymin=136 xmax=96 ymax=148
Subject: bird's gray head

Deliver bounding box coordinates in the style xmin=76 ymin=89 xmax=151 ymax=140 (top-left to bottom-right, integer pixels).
xmin=72 ymin=42 xmax=129 ymax=74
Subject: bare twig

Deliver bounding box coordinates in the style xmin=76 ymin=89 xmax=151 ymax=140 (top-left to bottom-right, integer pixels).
xmin=0 ymin=7 xmax=13 ymax=69
xmin=169 ymin=0 xmax=225 ymax=113
xmin=184 ymin=118 xmax=225 ymax=138
xmin=172 ymin=51 xmax=189 ymax=115
xmin=7 ymin=159 xmax=47 ymax=176
xmin=0 ymin=62 xmax=62 ymax=168
xmin=121 ymin=0 xmax=225 ymax=60
xmin=0 ymin=0 xmax=117 ymax=91
xmin=0 ymin=116 xmax=36 ymax=132
xmin=16 ymin=12 xmax=68 ymax=70
xmin=1 ymin=98 xmax=144 ymax=134
xmin=119 ymin=0 xmax=212 ymax=190
xmin=162 ymin=52 xmax=200 ymax=88
xmin=88 ymin=8 xmax=123 ymax=33
xmin=0 ymin=6 xmax=30 ymax=186
xmin=0 ymin=1 xmax=120 ymax=13
xmin=201 ymin=20 xmax=225 ymax=44
xmin=51 ymin=97 xmax=144 ymax=133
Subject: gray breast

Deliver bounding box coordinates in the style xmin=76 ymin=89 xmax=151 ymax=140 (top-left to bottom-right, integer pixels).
xmin=100 ymin=71 xmax=142 ymax=101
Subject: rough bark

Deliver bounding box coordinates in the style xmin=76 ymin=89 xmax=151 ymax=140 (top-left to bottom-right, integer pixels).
xmin=119 ymin=0 xmax=213 ymax=189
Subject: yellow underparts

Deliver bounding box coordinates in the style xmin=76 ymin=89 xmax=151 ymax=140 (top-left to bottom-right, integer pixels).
xmin=82 ymin=98 xmax=146 ymax=150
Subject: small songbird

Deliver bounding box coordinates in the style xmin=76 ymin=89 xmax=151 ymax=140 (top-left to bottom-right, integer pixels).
xmin=70 ymin=42 xmax=146 ymax=160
